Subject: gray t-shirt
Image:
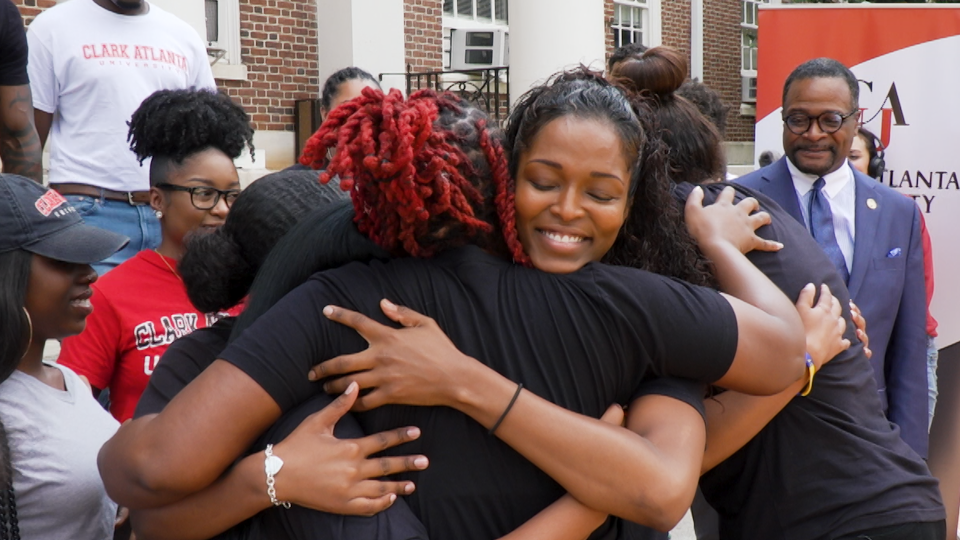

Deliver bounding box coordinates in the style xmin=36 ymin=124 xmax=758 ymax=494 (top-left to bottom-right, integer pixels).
xmin=0 ymin=362 xmax=119 ymax=539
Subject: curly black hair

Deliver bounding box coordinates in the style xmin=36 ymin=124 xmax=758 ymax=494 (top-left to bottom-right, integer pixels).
xmin=607 ymin=42 xmax=648 ymax=72
xmin=127 ymin=89 xmax=254 ymax=186
xmin=179 ymin=169 xmax=347 ymax=313
xmin=677 ymin=79 xmax=730 ymax=138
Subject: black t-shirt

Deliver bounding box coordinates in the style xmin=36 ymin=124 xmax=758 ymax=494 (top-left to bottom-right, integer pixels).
xmin=136 ymin=318 xmax=431 ymax=540
xmin=138 ymin=281 xmax=715 ymax=540
xmin=218 ymin=246 xmax=737 ymax=540
xmin=676 ymin=183 xmax=943 ymax=540
xmin=0 ymin=0 xmax=27 ymax=87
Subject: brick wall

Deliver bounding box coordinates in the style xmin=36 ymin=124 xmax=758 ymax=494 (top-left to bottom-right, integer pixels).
xmin=15 ymin=0 xmax=55 ymax=26
xmin=704 ymin=0 xmax=753 ymax=142
xmin=13 ymin=0 xmax=319 ymax=134
xmin=219 ymin=0 xmax=319 ymax=133
xmin=404 ymin=0 xmax=443 ymax=71
xmin=661 ymin=0 xmax=692 ymax=62
xmin=601 ymin=0 xmax=753 ymax=143
xmin=603 ymin=0 xmax=614 ymax=66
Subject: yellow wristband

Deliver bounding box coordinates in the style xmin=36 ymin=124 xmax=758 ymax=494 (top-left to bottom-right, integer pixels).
xmin=799 ymin=353 xmax=816 ymax=397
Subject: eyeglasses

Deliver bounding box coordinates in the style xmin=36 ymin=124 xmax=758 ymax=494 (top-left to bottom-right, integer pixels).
xmin=155 ymin=183 xmax=240 ymax=210
xmin=782 ymin=110 xmax=859 ymax=135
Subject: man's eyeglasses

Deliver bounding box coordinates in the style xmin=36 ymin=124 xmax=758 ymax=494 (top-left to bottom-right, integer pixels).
xmin=782 ymin=110 xmax=859 ymax=135
xmin=155 ymin=183 xmax=240 ymax=210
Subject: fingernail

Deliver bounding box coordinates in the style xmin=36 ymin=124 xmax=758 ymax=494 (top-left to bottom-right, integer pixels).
xmin=344 ymin=381 xmax=358 ymax=395
xmin=405 ymin=483 xmax=416 ymax=493
xmin=323 ymin=305 xmax=334 ymax=316
xmin=382 ymin=298 xmax=397 ymax=310
xmin=308 ymin=370 xmax=318 ymax=381
xmin=389 ymin=494 xmax=397 ymax=503
xmin=407 ymin=427 xmax=421 ymax=438
xmin=414 ymin=456 xmax=428 ymax=468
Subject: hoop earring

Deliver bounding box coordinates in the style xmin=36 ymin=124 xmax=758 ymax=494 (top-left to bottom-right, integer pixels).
xmin=21 ymin=307 xmax=33 ymax=359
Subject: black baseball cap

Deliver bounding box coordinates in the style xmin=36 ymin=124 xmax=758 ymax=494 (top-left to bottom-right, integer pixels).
xmin=0 ymin=175 xmax=129 ymax=264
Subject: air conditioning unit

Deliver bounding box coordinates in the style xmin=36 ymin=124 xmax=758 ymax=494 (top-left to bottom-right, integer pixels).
xmin=450 ymin=29 xmax=508 ymax=70
xmin=741 ymin=76 xmax=757 ymax=103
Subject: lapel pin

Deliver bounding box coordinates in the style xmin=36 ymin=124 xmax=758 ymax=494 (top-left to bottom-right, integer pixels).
xmin=866 ymin=198 xmax=878 ymax=210
xmin=887 ymin=247 xmax=902 ymax=258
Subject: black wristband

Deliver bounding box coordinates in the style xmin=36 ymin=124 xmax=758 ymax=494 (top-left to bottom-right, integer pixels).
xmin=489 ymin=382 xmax=523 ymax=435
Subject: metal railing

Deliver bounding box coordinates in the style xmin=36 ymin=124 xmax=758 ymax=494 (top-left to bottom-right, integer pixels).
xmin=380 ymin=65 xmax=510 ymax=123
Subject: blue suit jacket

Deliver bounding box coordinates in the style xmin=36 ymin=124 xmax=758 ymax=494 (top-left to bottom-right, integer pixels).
xmin=737 ymin=157 xmax=929 ymax=457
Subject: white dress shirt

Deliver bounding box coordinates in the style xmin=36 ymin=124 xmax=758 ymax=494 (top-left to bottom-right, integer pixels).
xmin=787 ymin=158 xmax=856 ymax=273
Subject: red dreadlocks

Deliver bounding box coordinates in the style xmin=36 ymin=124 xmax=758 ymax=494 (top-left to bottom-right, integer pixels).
xmin=299 ymin=87 xmax=529 ymax=263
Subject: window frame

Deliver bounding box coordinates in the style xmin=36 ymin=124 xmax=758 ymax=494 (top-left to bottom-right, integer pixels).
xmin=443 ymin=0 xmax=508 ymax=25
xmin=442 ymin=0 xmax=509 ymax=70
xmin=740 ymin=0 xmax=779 ymax=108
xmin=610 ymin=0 xmax=661 ymax=50
xmin=740 ymin=0 xmax=781 ymax=78
xmin=206 ymin=0 xmax=246 ymax=80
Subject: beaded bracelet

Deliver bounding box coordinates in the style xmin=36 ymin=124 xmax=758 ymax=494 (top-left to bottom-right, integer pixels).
xmin=489 ymin=383 xmax=524 ymax=435
xmin=799 ymin=353 xmax=816 ymax=397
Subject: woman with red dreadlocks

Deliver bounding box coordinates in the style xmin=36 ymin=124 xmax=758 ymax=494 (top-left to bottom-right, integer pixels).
xmin=100 ymin=79 xmax=820 ymax=540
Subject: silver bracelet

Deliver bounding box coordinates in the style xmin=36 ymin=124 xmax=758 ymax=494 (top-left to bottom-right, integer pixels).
xmin=264 ymin=444 xmax=291 ymax=508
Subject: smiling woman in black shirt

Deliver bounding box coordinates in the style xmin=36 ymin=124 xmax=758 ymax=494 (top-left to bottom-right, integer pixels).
xmin=100 ymin=78 xmax=808 ymax=540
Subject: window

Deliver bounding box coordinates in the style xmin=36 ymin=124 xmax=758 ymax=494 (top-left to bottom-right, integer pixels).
xmin=205 ymin=0 xmax=219 ymax=43
xmin=205 ymin=0 xmax=245 ymax=80
xmin=611 ymin=1 xmax=648 ymax=49
xmin=444 ymin=0 xmax=508 ymax=24
xmin=741 ymin=0 xmax=763 ymax=74
xmin=741 ymin=0 xmax=779 ymax=105
xmin=443 ymin=0 xmax=508 ymax=69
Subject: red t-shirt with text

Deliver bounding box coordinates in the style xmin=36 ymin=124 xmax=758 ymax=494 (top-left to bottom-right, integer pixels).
xmin=59 ymin=250 xmax=240 ymax=421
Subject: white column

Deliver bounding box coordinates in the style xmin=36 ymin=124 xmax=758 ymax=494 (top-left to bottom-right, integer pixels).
xmin=691 ymin=0 xmax=704 ymax=81
xmin=508 ymin=0 xmax=606 ymax=105
xmin=316 ymin=0 xmax=406 ymax=93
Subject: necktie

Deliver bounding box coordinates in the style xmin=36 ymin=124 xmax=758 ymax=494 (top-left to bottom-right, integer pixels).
xmin=808 ymin=177 xmax=849 ymax=283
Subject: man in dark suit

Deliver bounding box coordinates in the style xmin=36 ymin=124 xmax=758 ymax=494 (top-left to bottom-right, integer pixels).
xmin=737 ymin=58 xmax=928 ymax=458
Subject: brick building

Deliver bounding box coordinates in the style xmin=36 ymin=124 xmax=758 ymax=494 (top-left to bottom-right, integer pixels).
xmin=14 ymin=0 xmax=761 ymax=171
xmin=433 ymin=0 xmax=759 ymax=157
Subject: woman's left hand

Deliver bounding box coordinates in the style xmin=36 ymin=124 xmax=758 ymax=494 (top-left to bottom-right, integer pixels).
xmin=311 ymin=299 xmax=478 ymax=411
xmin=684 ymin=185 xmax=783 ymax=255
xmin=796 ymin=283 xmax=849 ymax=370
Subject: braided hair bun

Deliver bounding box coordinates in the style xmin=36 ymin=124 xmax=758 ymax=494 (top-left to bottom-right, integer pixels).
xmin=609 ymin=46 xmax=687 ymax=100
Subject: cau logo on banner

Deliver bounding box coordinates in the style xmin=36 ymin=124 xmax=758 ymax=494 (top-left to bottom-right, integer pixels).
xmin=859 ymin=80 xmax=955 ymax=214
xmin=858 ymin=80 xmax=906 ymax=151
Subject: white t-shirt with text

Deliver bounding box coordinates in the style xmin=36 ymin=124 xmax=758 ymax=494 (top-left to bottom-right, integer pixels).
xmin=27 ymin=0 xmax=216 ymax=191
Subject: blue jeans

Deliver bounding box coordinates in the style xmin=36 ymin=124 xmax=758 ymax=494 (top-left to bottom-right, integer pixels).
xmin=63 ymin=194 xmax=161 ymax=276
xmin=927 ymin=335 xmax=939 ymax=430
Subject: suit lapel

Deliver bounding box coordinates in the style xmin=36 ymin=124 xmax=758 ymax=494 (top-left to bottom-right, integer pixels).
xmin=761 ymin=158 xmax=805 ymax=224
xmin=848 ymin=172 xmax=881 ymax=299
